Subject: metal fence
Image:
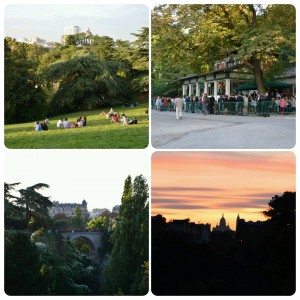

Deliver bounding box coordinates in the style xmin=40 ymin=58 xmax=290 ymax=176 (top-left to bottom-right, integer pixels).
xmin=152 ymin=100 xmax=296 ymax=116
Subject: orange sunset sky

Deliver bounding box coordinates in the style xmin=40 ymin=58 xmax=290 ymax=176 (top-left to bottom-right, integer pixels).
xmin=152 ymin=151 xmax=296 ymax=230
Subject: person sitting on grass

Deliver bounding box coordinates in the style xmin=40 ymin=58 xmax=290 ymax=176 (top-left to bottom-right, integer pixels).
xmin=70 ymin=122 xmax=77 ymax=128
xmin=111 ymin=114 xmax=119 ymax=123
xmin=57 ymin=119 xmax=63 ymax=128
xmin=108 ymin=108 xmax=114 ymax=118
xmin=83 ymin=116 xmax=87 ymax=126
xmin=128 ymin=117 xmax=138 ymax=125
xmin=41 ymin=121 xmax=48 ymax=131
xmin=35 ymin=121 xmax=42 ymax=131
xmin=121 ymin=114 xmax=128 ymax=125
xmin=77 ymin=118 xmax=84 ymax=127
xmin=63 ymin=118 xmax=70 ymax=128
xmin=44 ymin=117 xmax=50 ymax=125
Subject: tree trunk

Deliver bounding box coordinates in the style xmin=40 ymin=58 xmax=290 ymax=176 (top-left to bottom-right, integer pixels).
xmin=248 ymin=5 xmax=266 ymax=95
xmin=251 ymin=56 xmax=266 ymax=94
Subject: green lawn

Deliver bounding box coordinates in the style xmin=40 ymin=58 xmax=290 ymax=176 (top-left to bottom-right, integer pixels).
xmin=5 ymin=104 xmax=149 ymax=149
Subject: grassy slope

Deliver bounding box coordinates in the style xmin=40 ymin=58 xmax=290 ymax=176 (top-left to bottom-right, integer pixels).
xmin=5 ymin=104 xmax=149 ymax=149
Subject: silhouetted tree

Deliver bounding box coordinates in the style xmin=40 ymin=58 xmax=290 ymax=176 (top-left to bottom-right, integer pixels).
xmin=4 ymin=182 xmax=23 ymax=229
xmin=263 ymin=191 xmax=295 ymax=225
xmin=151 ymin=192 xmax=296 ymax=296
xmin=16 ymin=183 xmax=53 ymax=228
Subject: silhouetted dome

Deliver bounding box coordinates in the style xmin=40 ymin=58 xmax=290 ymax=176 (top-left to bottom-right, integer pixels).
xmin=220 ymin=214 xmax=226 ymax=228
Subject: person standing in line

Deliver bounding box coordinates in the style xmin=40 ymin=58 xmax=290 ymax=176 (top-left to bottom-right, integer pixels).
xmin=279 ymin=97 xmax=288 ymax=115
xmin=201 ymin=93 xmax=209 ymax=114
xmin=174 ymin=96 xmax=184 ymax=120
xmin=156 ymin=96 xmax=162 ymax=111
xmin=209 ymin=95 xmax=216 ymax=114
xmin=236 ymin=93 xmax=244 ymax=114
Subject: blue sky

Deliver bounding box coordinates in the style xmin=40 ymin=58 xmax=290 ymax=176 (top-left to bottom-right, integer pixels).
xmin=4 ymin=4 xmax=149 ymax=42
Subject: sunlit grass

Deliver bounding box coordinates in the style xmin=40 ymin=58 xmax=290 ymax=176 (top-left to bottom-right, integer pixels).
xmin=5 ymin=104 xmax=149 ymax=149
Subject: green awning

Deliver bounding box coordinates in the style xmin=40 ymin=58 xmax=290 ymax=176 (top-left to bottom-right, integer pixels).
xmin=236 ymin=81 xmax=293 ymax=91
xmin=235 ymin=83 xmax=257 ymax=91
xmin=266 ymin=81 xmax=293 ymax=88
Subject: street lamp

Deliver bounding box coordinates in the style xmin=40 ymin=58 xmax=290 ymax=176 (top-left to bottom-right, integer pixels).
xmin=227 ymin=57 xmax=235 ymax=68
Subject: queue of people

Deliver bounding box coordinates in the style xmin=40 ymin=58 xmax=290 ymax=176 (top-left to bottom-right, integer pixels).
xmin=152 ymin=93 xmax=296 ymax=116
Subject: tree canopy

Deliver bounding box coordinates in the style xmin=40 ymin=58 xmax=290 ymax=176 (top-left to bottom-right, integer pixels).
xmin=152 ymin=4 xmax=295 ymax=95
xmin=5 ymin=27 xmax=149 ymax=124
xmin=5 ymin=182 xmax=53 ymax=230
xmin=102 ymin=175 xmax=149 ymax=295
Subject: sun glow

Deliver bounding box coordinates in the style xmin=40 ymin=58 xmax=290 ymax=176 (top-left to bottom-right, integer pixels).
xmin=152 ymin=152 xmax=295 ymax=230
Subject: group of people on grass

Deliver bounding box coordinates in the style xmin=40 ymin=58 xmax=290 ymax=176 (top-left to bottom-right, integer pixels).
xmin=57 ymin=116 xmax=87 ymax=128
xmin=34 ymin=116 xmax=88 ymax=131
xmin=34 ymin=107 xmax=139 ymax=132
xmin=33 ymin=117 xmax=50 ymax=131
xmin=101 ymin=108 xmax=138 ymax=125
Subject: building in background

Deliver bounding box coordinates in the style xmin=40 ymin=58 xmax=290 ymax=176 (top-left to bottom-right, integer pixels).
xmin=167 ymin=219 xmax=211 ymax=243
xmin=64 ymin=25 xmax=81 ymax=35
xmin=49 ymin=199 xmax=88 ymax=218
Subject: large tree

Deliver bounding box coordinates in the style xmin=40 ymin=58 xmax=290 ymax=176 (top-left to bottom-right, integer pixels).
xmin=152 ymin=4 xmax=295 ymax=94
xmin=263 ymin=191 xmax=295 ymax=226
xmin=91 ymin=35 xmax=116 ymax=61
xmin=130 ymin=27 xmax=149 ymax=94
xmin=16 ymin=183 xmax=53 ymax=227
xmin=71 ymin=206 xmax=86 ymax=228
xmin=43 ymin=51 xmax=126 ymax=114
xmin=102 ymin=175 xmax=149 ymax=295
xmin=4 ymin=38 xmax=47 ymax=124
xmin=4 ymin=182 xmax=23 ymax=229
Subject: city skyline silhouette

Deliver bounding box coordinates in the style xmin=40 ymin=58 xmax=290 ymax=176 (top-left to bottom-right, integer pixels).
xmin=152 ymin=151 xmax=295 ymax=230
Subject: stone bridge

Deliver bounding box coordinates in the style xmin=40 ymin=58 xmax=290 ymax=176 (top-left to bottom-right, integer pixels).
xmin=59 ymin=230 xmax=104 ymax=260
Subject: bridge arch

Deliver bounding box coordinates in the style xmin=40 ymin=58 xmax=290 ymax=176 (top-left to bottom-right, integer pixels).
xmin=59 ymin=231 xmax=104 ymax=260
xmin=70 ymin=236 xmax=96 ymax=257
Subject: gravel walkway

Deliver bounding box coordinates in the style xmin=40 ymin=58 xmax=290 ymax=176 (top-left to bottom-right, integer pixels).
xmin=151 ymin=110 xmax=296 ymax=149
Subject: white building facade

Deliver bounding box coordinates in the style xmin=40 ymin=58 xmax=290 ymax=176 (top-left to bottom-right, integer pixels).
xmin=64 ymin=26 xmax=81 ymax=35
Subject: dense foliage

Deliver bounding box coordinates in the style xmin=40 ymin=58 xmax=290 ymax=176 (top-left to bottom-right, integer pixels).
xmin=5 ymin=231 xmax=99 ymax=295
xmin=152 ymin=191 xmax=295 ymax=295
xmin=5 ymin=27 xmax=149 ymax=124
xmin=102 ymin=175 xmax=149 ymax=295
xmin=152 ymin=4 xmax=295 ymax=96
xmin=5 ymin=175 xmax=149 ymax=295
xmin=5 ymin=182 xmax=53 ymax=230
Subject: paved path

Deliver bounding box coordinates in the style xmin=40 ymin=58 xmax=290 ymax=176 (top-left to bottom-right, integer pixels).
xmin=151 ymin=110 xmax=296 ymax=149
